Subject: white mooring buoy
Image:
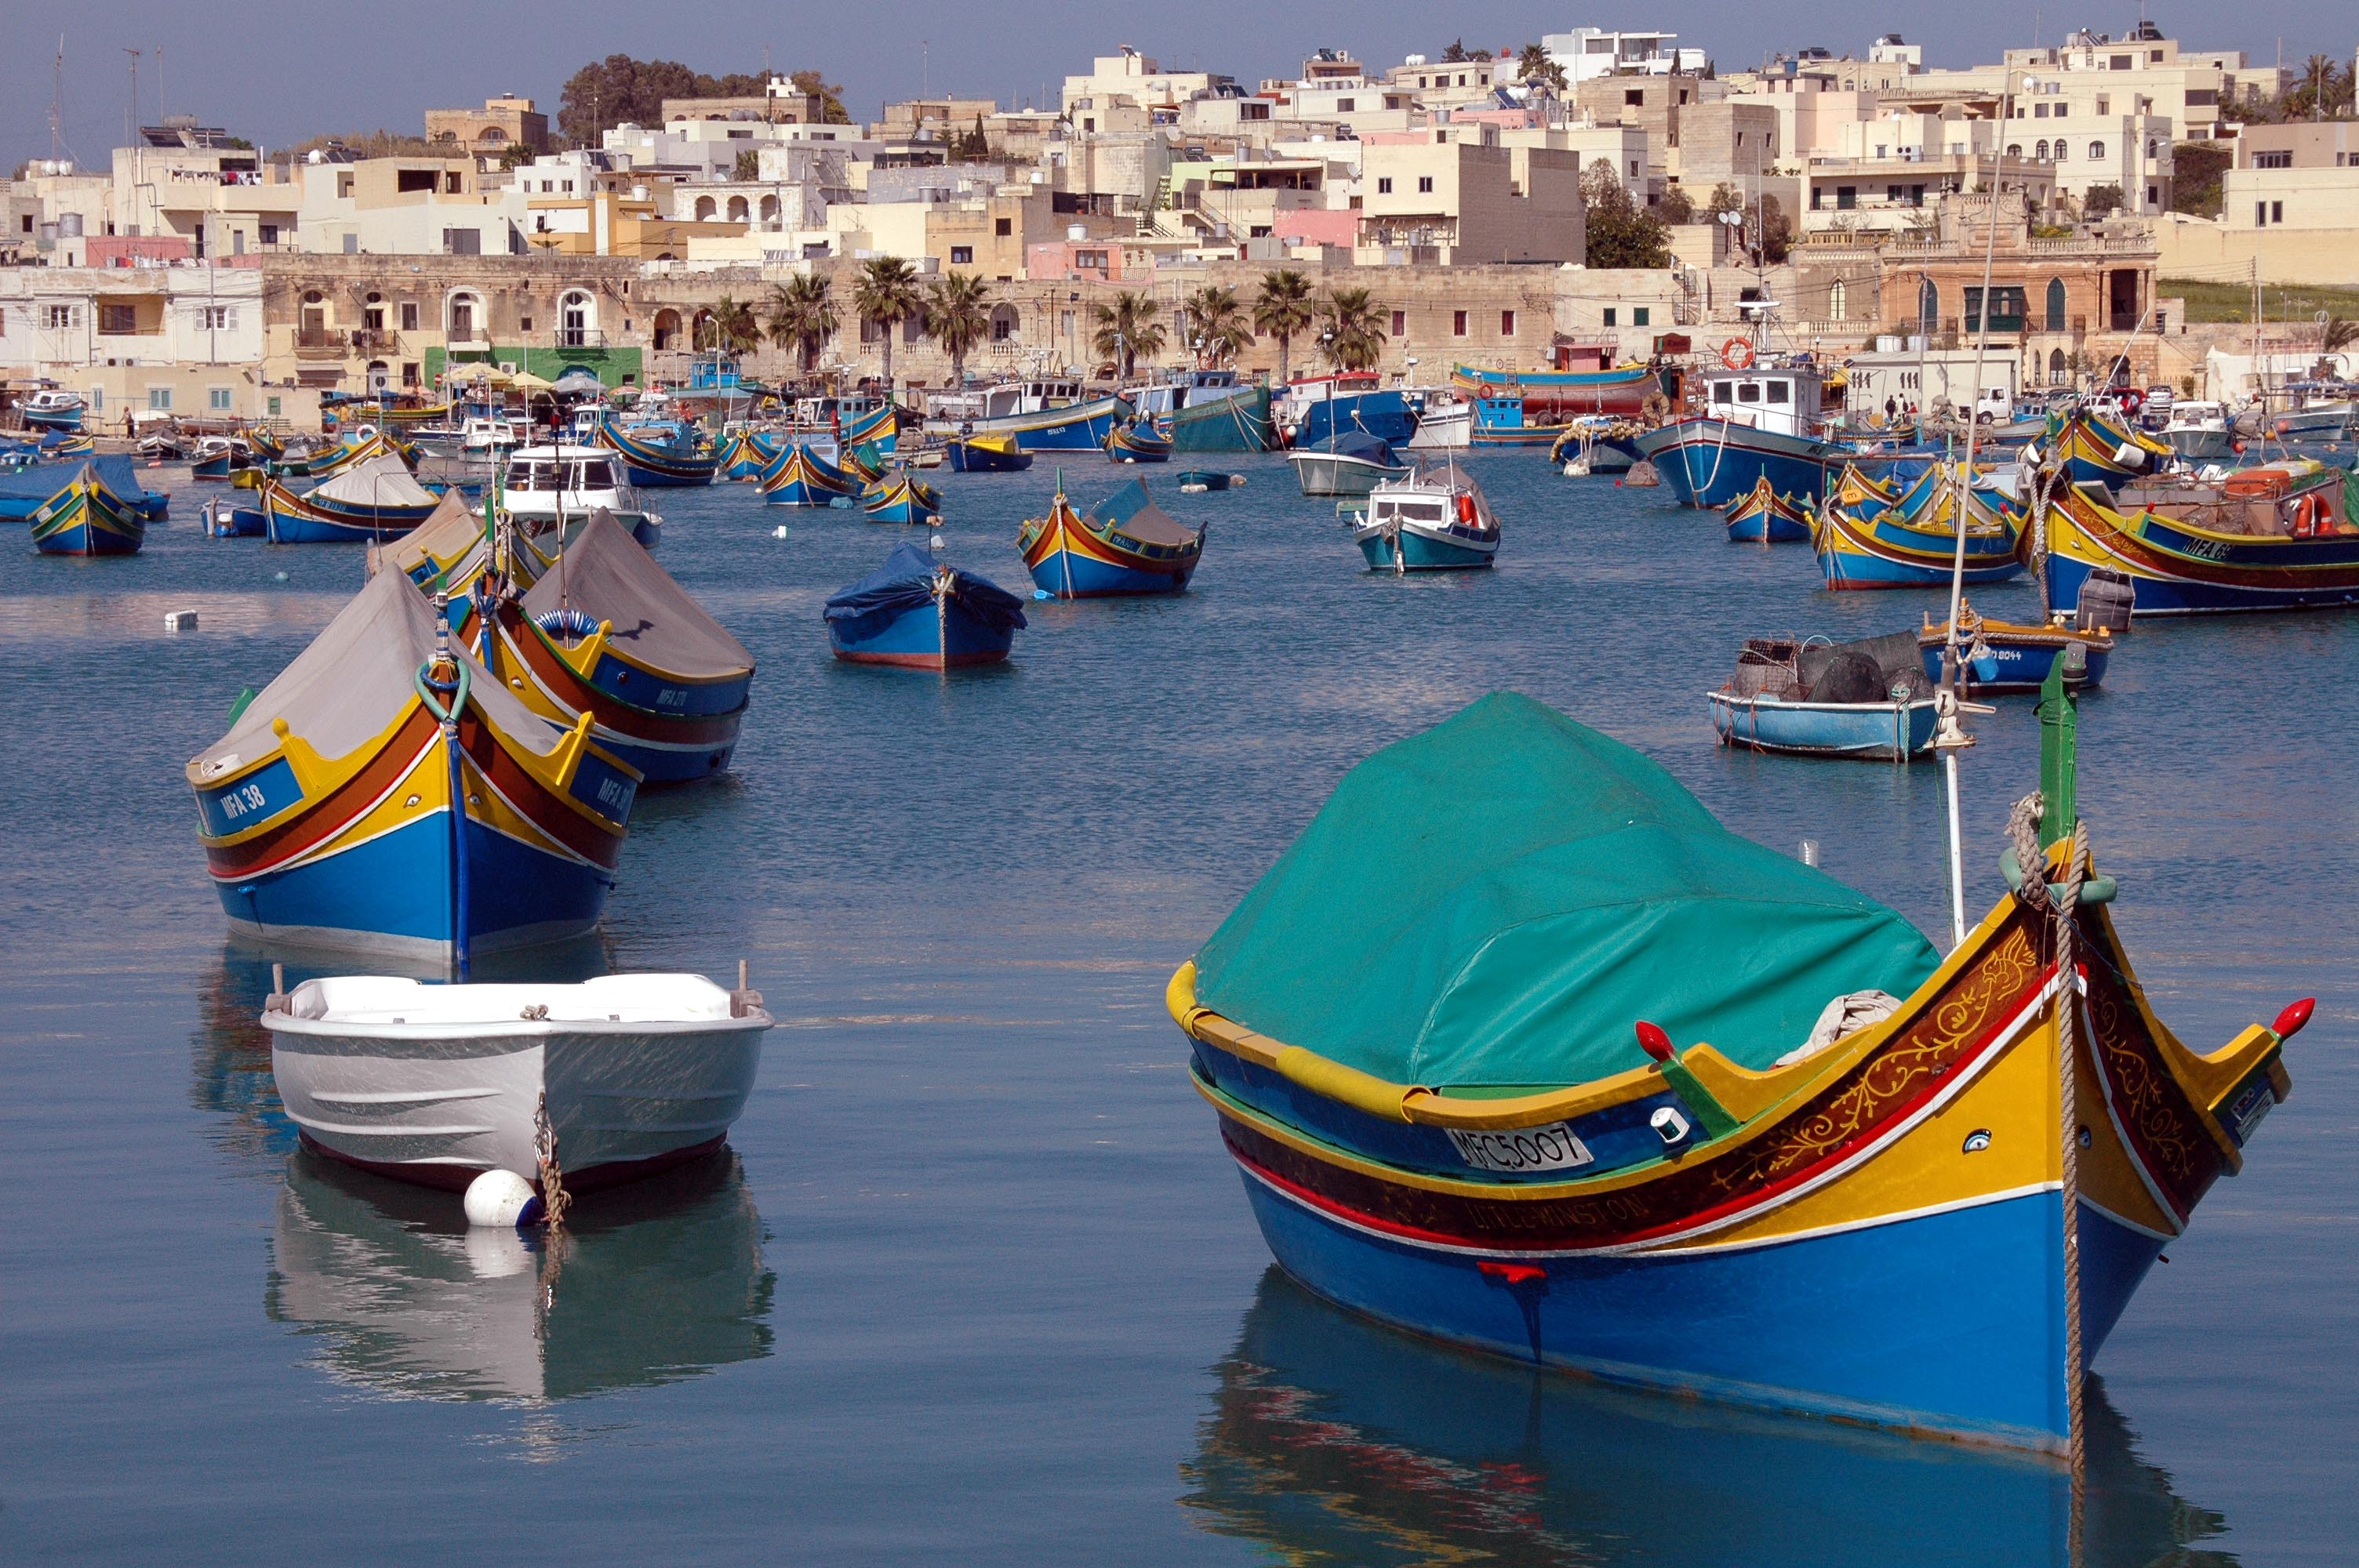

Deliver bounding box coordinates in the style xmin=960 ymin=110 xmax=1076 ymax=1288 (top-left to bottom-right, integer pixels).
xmin=463 ymin=1168 xmax=542 ymax=1229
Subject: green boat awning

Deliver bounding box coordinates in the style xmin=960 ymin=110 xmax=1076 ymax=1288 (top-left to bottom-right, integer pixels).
xmin=1192 ymin=693 xmax=1941 ymax=1089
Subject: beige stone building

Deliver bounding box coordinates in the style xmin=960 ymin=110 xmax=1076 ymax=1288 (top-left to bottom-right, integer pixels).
xmin=424 ymin=96 xmax=550 ymax=157
xmin=1358 ymin=133 xmax=1584 ymax=265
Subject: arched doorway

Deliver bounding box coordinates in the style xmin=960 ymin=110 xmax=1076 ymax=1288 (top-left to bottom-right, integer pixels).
xmin=1917 ymin=278 xmax=1938 ymax=333
xmin=652 ymin=309 xmax=684 ymax=350
xmin=366 ymin=359 xmax=391 ymax=394
xmin=989 ymin=303 xmax=1021 ymax=344
xmin=1826 ymin=280 xmax=1847 ymax=322
xmin=2045 ymin=277 xmax=2067 ymax=332
xmin=300 ymin=289 xmax=327 ymax=341
xmin=2048 ymin=347 xmax=2068 ymax=385
xmin=559 ymin=289 xmax=594 ymax=348
xmin=445 ymin=289 xmax=484 ymax=343
xmin=694 ymin=196 xmax=718 ymax=221
xmin=758 ymin=194 xmax=780 ymax=224
xmin=726 ymin=195 xmax=751 ymax=223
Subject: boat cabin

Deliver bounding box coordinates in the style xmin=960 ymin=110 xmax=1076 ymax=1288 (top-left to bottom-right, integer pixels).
xmin=974 ymin=379 xmax=1085 ymax=419
xmin=1702 ymin=365 xmax=1823 ymax=440
xmin=507 ymin=450 xmax=622 ymax=493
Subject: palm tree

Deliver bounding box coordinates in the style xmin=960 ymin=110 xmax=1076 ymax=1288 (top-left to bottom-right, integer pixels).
xmin=926 ymin=273 xmax=994 ymax=388
xmin=703 ymin=294 xmax=761 ymax=354
xmin=764 ymin=274 xmax=838 ymax=376
xmin=1516 ymin=43 xmax=1568 ymax=98
xmin=1090 ymin=291 xmax=1166 ymax=379
xmin=1252 ymin=269 xmax=1317 ymax=383
xmin=1319 ymin=287 xmax=1387 ymax=373
xmin=1180 ymin=285 xmax=1254 ymax=368
xmin=851 ymin=256 xmax=925 ymax=392
xmin=2300 ymin=53 xmax=2338 ymax=121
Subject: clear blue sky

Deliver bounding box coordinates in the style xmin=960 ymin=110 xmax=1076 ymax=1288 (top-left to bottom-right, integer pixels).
xmin=2 ymin=2 xmax=2345 ymax=167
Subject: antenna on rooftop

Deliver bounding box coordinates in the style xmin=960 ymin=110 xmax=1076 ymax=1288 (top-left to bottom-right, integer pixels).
xmin=122 ymin=47 xmax=140 ymax=147
xmin=50 ymin=36 xmax=65 ymax=164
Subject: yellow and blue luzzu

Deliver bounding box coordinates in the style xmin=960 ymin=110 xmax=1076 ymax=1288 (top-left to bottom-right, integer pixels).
xmin=860 ymin=468 xmax=942 ymax=525
xmin=758 ymin=441 xmax=855 ymax=507
xmin=1812 ymin=463 xmax=2026 ymax=589
xmin=1019 ymin=477 xmax=1203 ymax=597
xmin=1169 ymin=691 xmax=2299 ymax=1452
xmin=28 ymin=463 xmax=146 ymax=556
xmin=187 ymin=568 xmax=638 ymax=971
xmin=594 ymin=411 xmax=718 ymax=487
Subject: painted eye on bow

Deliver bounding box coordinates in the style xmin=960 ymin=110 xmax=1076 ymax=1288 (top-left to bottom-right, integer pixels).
xmin=1961 ymin=1130 xmax=1993 ymax=1153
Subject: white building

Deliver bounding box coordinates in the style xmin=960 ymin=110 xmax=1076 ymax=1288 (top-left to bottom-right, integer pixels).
xmin=1541 ymin=29 xmax=1709 ymax=84
xmin=0 ymin=263 xmax=269 ymax=419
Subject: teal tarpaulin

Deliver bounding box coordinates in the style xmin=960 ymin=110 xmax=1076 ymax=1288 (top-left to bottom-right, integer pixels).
xmin=1193 ymin=693 xmax=1941 ymax=1089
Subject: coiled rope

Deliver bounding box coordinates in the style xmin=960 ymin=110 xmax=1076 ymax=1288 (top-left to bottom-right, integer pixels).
xmin=2006 ymin=791 xmax=2092 ymax=1531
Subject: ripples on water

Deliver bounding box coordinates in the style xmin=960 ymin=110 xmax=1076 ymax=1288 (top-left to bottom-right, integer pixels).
xmin=1 ymin=452 xmax=2350 ymax=1563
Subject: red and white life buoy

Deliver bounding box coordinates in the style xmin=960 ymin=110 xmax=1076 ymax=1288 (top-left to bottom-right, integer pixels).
xmin=2291 ymin=493 xmax=2322 ymax=538
xmin=1721 ymin=338 xmax=1756 ymax=372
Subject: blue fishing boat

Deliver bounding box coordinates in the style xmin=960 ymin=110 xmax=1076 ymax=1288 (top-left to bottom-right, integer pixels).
xmin=717 ymin=429 xmax=782 ymax=481
xmin=1175 ymin=470 xmax=1244 ymax=492
xmin=1169 ymin=384 xmax=1274 ymax=452
xmin=943 ymin=432 xmax=1033 ymax=473
xmin=1917 ymin=604 xmax=2114 ymax=694
xmin=860 ymin=467 xmax=943 ymax=525
xmin=18 ymin=389 xmax=86 ymax=432
xmin=1018 ymin=477 xmax=1204 ymax=597
xmin=1292 ymin=388 xmax=1416 ymax=449
xmin=186 ymin=569 xmax=638 ymax=970
xmin=1637 ymin=363 xmax=1845 ymax=509
xmin=1709 ymin=633 xmax=1934 ymax=760
xmin=1350 ymin=463 xmax=1499 ymax=572
xmin=261 ymin=455 xmax=444 ymax=543
xmin=202 ymin=495 xmax=267 ymax=538
xmin=594 ymin=412 xmax=719 ymax=487
xmin=758 ymin=441 xmax=856 ymax=506
xmin=2043 ymin=459 xmax=2359 ymax=617
xmin=825 ymin=541 xmax=1027 ymax=669
xmin=190 ymin=438 xmax=257 ymax=481
xmin=959 ymin=394 xmax=1131 ymax=452
xmin=2048 ymin=405 xmax=2172 ymax=491
xmin=1812 ymin=464 xmax=2027 ymax=589
xmin=1169 ymin=688 xmax=2302 ymax=1450
xmin=487 ymin=509 xmax=755 ymax=785
xmin=1106 ymin=417 xmax=1172 ymax=463
xmin=1547 ymin=416 xmax=1645 ymax=474
xmin=1721 ymin=477 xmax=1812 ymax=543
xmin=27 ymin=463 xmax=145 ymax=556
xmin=0 ymin=455 xmax=166 ymax=523
xmin=1451 ymin=361 xmax=1667 ymax=427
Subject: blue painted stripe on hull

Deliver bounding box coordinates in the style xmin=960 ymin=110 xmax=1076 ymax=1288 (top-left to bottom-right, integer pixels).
xmin=1242 ymin=1173 xmax=2161 ymax=1448
xmin=211 ymin=808 xmax=611 ymax=954
xmin=2045 ymin=547 xmax=2359 ymax=617
xmin=1024 ymin=545 xmax=1192 ymax=597
xmin=1817 ymin=548 xmax=2025 ymax=589
xmin=1917 ymin=641 xmax=2110 ymax=692
xmin=591 ymin=724 xmax=742 ymax=784
xmin=1354 ymin=531 xmax=1494 ymax=571
xmin=829 ymin=599 xmax=1015 ymax=666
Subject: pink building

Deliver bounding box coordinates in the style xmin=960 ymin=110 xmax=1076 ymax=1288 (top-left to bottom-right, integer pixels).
xmin=1273 ymin=209 xmax=1359 ymax=249
xmin=1026 ymin=239 xmax=1140 ymax=282
xmin=85 ymin=235 xmax=194 ymax=268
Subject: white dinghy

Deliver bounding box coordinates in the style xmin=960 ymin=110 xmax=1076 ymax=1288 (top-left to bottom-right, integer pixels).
xmin=267 ymin=971 xmax=772 ymax=1196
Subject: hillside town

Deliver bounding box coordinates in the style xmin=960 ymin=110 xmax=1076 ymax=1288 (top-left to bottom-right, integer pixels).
xmin=2 ymin=22 xmax=2354 ymax=429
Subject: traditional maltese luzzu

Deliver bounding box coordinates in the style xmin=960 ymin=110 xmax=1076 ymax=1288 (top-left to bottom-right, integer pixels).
xmin=1169 ymin=691 xmax=2301 ymax=1452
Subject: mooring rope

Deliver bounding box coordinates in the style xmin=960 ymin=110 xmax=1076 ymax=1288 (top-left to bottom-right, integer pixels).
xmin=2007 ymin=790 xmax=2092 ymax=1534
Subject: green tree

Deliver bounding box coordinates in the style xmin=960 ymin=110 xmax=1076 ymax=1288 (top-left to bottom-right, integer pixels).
xmin=926 ymin=273 xmax=994 ymax=387
xmin=1441 ymin=39 xmax=1470 ymax=64
xmin=1656 ymin=186 xmax=1695 ymax=224
xmin=703 ymin=294 xmax=761 ymax=354
xmin=1515 ymin=44 xmax=1568 ymax=96
xmin=2083 ymin=183 xmax=2125 ymax=220
xmin=764 ymin=273 xmax=838 ymax=375
xmin=1319 ymin=286 xmax=1388 ymax=372
xmin=1091 ymin=292 xmax=1166 ymax=378
xmin=1252 ymin=269 xmax=1318 ymax=383
xmin=788 ymin=70 xmax=852 ymax=125
xmin=556 ymin=55 xmax=772 ymax=145
xmin=1580 ymin=159 xmax=1673 ymax=270
xmin=852 ymin=256 xmax=925 ymax=391
xmin=1180 ymin=285 xmax=1254 ymax=366
xmin=2170 ymin=141 xmax=2232 ymax=218
xmin=732 ymin=147 xmax=761 ymax=181
xmin=1705 ymin=183 xmax=1743 ymax=217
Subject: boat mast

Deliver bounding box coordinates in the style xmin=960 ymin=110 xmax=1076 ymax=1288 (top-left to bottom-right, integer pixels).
xmin=1935 ymin=83 xmax=2015 ymax=948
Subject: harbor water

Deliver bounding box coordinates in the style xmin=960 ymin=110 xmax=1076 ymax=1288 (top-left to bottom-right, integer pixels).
xmin=2 ymin=452 xmax=2354 ymax=1563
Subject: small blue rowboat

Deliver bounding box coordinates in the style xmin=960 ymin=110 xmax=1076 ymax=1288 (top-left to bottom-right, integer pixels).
xmin=943 ymin=433 xmax=1033 ymax=473
xmin=1710 ymin=632 xmax=1936 ymax=760
xmin=1106 ymin=418 xmax=1172 ymax=463
xmin=202 ymin=496 xmax=267 ymax=538
xmin=28 ymin=463 xmax=145 ymax=556
xmin=1722 ymin=477 xmax=1812 ymax=543
xmin=1917 ymin=606 xmax=2114 ymax=695
xmin=191 ymin=441 xmax=256 ymax=481
xmin=758 ymin=442 xmax=855 ymax=506
xmin=860 ymin=469 xmax=943 ymax=525
xmin=826 ymin=542 xmax=1027 ymax=670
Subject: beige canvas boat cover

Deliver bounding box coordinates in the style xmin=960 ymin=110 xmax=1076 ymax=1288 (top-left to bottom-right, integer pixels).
xmin=522 ymin=509 xmax=753 ymax=677
xmin=310 ymin=453 xmax=438 ymax=510
xmin=193 ymin=568 xmax=562 ymax=775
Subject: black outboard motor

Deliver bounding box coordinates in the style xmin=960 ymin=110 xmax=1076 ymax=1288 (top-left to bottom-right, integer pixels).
xmin=2074 ymin=568 xmax=2135 ymax=633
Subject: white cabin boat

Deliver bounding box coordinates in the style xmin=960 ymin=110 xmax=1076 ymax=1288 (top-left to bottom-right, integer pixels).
xmin=1350 ymin=459 xmax=1501 ymax=572
xmin=2161 ymin=401 xmax=2236 ymax=462
xmin=267 ymin=973 xmax=773 ymax=1192
xmin=500 ymin=443 xmax=661 ymax=545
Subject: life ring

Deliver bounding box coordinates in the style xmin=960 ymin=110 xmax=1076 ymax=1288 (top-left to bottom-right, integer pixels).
xmin=1721 ymin=338 xmax=1755 ymax=372
xmin=1456 ymin=492 xmax=1478 ymax=525
xmin=2291 ymin=493 xmax=2321 ymax=538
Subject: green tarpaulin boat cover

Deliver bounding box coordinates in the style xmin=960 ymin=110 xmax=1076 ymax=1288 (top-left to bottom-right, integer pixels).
xmin=1193 ymin=693 xmax=1942 ymax=1089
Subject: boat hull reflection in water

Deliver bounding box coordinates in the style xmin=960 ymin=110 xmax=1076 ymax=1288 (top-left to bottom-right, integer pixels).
xmin=1182 ymin=1271 xmax=2232 ymax=1568
xmin=267 ymin=1149 xmax=772 ymax=1403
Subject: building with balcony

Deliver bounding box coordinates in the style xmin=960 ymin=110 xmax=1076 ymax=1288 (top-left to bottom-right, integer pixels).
xmin=1541 ymin=29 xmax=1710 ymax=84
xmin=0 ymin=263 xmax=268 ymax=420
xmin=1358 ymin=132 xmax=1584 ymax=265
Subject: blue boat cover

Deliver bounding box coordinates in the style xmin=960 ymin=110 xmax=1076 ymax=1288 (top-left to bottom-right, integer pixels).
xmin=1192 ymin=693 xmax=1942 ymax=1088
xmin=1298 ymin=392 xmax=1413 ymax=449
xmin=824 ymin=543 xmax=1028 ymax=641
xmin=0 ymin=454 xmax=147 ymax=500
xmin=1321 ymin=431 xmax=1398 ymax=466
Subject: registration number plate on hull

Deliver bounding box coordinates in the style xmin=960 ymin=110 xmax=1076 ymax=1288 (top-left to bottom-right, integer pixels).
xmin=1446 ymin=1123 xmax=1594 ymax=1174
